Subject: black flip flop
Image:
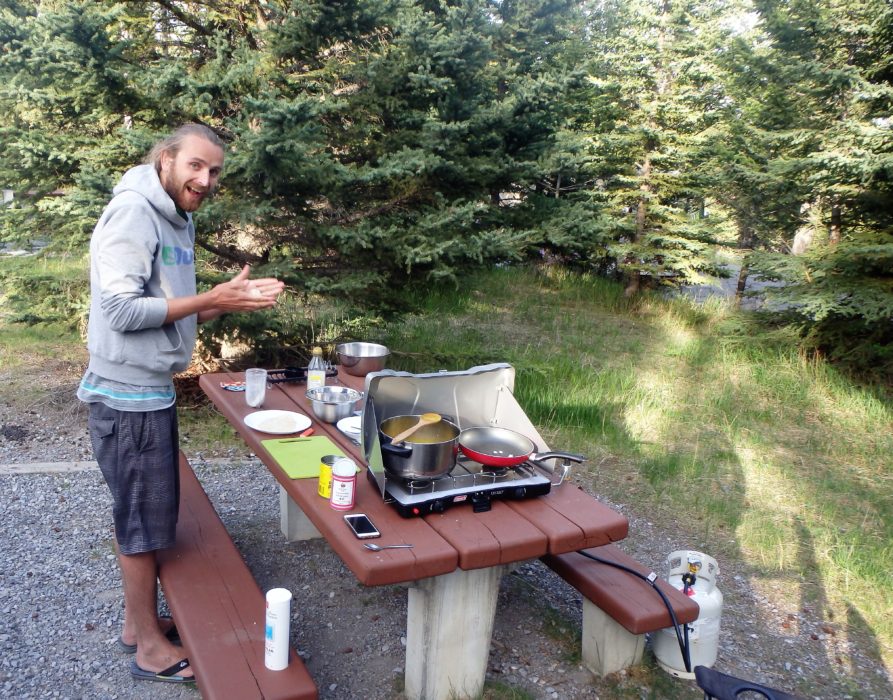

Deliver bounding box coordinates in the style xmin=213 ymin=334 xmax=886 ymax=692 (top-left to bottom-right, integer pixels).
xmin=117 ymin=618 xmax=181 ymax=654
xmin=130 ymin=657 xmax=195 ymax=684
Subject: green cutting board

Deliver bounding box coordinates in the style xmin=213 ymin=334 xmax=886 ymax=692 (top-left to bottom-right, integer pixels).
xmin=261 ymin=435 xmax=357 ymax=479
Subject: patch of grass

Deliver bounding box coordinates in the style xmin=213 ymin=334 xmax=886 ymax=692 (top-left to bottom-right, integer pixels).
xmin=0 ymin=252 xmax=89 ymax=328
xmin=480 ymin=682 xmax=537 ymax=699
xmin=178 ymin=403 xmax=242 ymax=454
xmin=0 ymin=255 xmax=89 ymax=401
xmin=0 ymin=322 xmax=83 ymax=368
xmin=540 ymin=610 xmax=583 ymax=667
xmin=621 ymin=656 xmax=698 ymax=699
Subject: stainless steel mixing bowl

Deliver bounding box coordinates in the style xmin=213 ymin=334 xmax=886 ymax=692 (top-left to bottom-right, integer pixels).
xmin=305 ymin=386 xmax=363 ymax=423
xmin=335 ymin=342 xmax=390 ymax=376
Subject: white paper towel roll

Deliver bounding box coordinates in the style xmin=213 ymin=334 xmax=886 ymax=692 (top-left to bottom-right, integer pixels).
xmin=264 ymin=587 xmax=292 ymax=670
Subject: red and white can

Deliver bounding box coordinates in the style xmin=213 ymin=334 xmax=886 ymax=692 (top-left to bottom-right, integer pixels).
xmin=329 ymin=457 xmax=357 ymax=510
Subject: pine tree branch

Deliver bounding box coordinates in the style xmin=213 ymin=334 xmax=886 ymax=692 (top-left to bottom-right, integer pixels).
xmin=325 ymin=195 xmax=420 ymax=225
xmin=196 ymin=239 xmax=264 ymax=265
xmin=154 ymin=0 xmax=214 ymax=37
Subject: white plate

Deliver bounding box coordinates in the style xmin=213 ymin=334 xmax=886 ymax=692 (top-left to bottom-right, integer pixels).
xmin=336 ymin=415 xmax=362 ymax=437
xmin=244 ymin=410 xmax=311 ymax=435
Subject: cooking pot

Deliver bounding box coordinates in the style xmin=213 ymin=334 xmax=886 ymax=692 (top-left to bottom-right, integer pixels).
xmin=379 ymin=414 xmax=460 ymax=480
xmin=458 ymin=426 xmax=585 ymax=468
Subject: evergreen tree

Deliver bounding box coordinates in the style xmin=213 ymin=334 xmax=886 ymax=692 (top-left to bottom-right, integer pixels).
xmin=700 ymin=2 xmax=804 ymax=298
xmin=574 ymin=0 xmax=733 ymax=294
xmin=0 ymin=1 xmax=144 ymax=247
xmin=741 ymin=0 xmax=893 ymax=373
xmin=0 ymin=0 xmax=582 ymax=307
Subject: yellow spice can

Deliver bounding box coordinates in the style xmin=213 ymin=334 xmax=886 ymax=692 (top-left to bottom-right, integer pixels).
xmin=317 ymin=455 xmax=339 ymax=499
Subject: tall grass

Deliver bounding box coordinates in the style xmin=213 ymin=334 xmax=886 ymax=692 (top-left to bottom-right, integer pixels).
xmin=0 ymin=253 xmax=88 ymax=329
xmin=379 ymin=265 xmax=893 ymax=666
xmin=1 ymin=254 xmax=87 ymax=390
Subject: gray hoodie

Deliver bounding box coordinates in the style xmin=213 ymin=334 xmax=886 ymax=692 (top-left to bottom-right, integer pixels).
xmin=84 ymin=164 xmax=198 ymax=385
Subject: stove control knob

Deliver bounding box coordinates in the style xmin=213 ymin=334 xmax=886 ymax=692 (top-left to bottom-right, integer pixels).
xmin=471 ymin=492 xmax=491 ymax=513
xmin=430 ymin=500 xmax=446 ymax=514
xmin=513 ymin=487 xmax=527 ymax=499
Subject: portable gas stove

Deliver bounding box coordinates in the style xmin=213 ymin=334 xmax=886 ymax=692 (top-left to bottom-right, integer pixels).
xmin=365 ymin=456 xmax=568 ymax=517
xmin=360 ymin=363 xmax=582 ymax=517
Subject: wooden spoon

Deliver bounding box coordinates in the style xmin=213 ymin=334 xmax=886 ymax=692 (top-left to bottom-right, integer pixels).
xmin=388 ymin=412 xmax=441 ymax=445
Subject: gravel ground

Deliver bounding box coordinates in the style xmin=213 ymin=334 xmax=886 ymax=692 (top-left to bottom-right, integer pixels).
xmin=2 ymin=388 xmax=892 ymax=700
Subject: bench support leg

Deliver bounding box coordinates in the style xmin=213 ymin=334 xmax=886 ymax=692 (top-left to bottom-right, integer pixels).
xmin=404 ymin=565 xmax=506 ymax=700
xmin=581 ymin=598 xmax=646 ymax=676
xmin=279 ymin=486 xmax=321 ymax=541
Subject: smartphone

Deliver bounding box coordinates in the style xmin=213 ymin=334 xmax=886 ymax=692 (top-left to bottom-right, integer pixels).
xmin=344 ymin=513 xmax=381 ymax=539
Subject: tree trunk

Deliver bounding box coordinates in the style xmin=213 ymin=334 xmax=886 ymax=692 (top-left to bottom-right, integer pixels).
xmin=635 ymin=154 xmax=652 ymax=240
xmin=829 ymin=202 xmax=841 ymax=245
xmin=635 ymin=194 xmax=647 ymax=241
xmin=735 ymin=264 xmax=749 ymax=303
xmin=626 ymin=154 xmax=652 ymax=296
xmin=735 ymin=221 xmax=756 ymax=305
xmin=625 ymin=196 xmax=647 ymax=295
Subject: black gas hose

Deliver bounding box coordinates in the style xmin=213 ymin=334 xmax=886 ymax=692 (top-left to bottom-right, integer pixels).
xmin=576 ymin=550 xmax=693 ymax=674
xmin=681 ymin=571 xmax=696 ymax=673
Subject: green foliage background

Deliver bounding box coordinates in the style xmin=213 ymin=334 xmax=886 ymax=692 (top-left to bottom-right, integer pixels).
xmin=0 ymin=0 xmax=890 ymax=379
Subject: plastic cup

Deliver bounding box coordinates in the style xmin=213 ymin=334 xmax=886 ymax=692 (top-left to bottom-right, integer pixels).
xmin=245 ymin=368 xmax=267 ymax=408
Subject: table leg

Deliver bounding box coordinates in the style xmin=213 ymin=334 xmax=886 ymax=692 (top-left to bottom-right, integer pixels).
xmin=279 ymin=485 xmax=322 ymax=541
xmin=404 ymin=564 xmax=506 ymax=700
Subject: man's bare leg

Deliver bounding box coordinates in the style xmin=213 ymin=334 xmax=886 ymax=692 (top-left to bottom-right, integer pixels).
xmin=118 ymin=551 xmax=193 ymax=678
xmin=115 ymin=540 xmax=175 ymax=647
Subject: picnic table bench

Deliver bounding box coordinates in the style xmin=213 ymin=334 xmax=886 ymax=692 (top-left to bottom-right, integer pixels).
xmin=542 ymin=543 xmax=700 ymax=676
xmin=156 ymin=452 xmax=317 ymax=700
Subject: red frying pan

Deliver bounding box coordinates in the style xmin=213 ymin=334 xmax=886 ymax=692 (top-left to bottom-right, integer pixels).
xmin=457 ymin=426 xmax=585 ymax=468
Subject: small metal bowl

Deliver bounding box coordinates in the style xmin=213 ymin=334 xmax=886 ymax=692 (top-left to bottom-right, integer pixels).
xmin=336 ymin=342 xmax=390 ymax=376
xmin=305 ymin=386 xmax=363 ymax=423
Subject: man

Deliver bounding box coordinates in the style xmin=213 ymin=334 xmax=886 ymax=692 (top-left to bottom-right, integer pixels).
xmin=77 ymin=124 xmax=284 ymax=684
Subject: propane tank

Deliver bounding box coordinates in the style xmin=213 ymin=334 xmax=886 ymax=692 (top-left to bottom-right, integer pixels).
xmin=652 ymin=550 xmax=723 ymax=680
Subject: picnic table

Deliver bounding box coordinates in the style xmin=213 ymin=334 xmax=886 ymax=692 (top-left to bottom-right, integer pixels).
xmin=199 ymin=367 xmax=629 ymax=700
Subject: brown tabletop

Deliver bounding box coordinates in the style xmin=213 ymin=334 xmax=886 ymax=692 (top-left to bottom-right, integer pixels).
xmin=199 ymin=369 xmax=629 ymax=587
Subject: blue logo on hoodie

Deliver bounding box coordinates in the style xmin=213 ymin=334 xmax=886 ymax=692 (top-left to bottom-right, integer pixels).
xmin=162 ymin=246 xmax=194 ymax=266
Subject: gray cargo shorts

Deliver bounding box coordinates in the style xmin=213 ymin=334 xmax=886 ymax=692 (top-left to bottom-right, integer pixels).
xmin=88 ymin=402 xmax=180 ymax=555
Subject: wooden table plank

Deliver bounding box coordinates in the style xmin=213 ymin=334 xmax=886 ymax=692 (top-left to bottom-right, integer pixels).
xmin=426 ymin=501 xmax=548 ymax=569
xmin=505 ymin=483 xmax=629 ymax=554
xmin=286 ymin=474 xmax=458 ymax=586
xmin=201 ymin=369 xmax=629 ymax=569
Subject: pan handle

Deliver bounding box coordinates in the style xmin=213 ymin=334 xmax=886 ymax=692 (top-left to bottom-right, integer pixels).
xmin=381 ymin=441 xmax=413 ymax=458
xmin=529 ymin=451 xmax=585 ymax=464
xmin=530 ymin=452 xmax=585 ymax=487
